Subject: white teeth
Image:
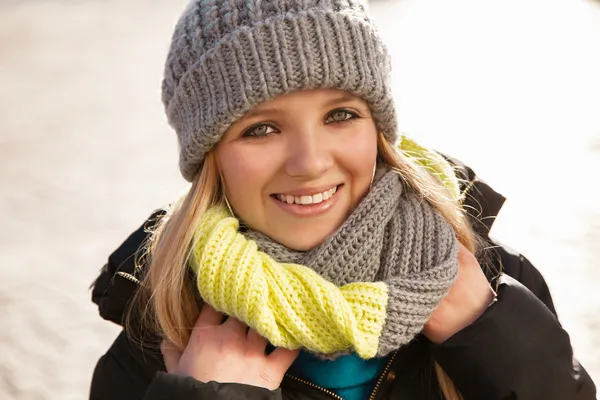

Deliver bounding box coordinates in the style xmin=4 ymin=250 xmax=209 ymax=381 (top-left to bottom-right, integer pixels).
xmin=312 ymin=193 xmax=323 ymax=204
xmin=275 ymin=186 xmax=339 ymax=205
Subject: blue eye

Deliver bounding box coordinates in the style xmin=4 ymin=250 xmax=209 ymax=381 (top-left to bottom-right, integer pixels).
xmin=325 ymin=109 xmax=358 ymax=124
xmin=242 ymin=123 xmax=277 ymax=138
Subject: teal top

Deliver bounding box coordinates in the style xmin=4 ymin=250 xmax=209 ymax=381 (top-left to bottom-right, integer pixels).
xmin=288 ymin=351 xmax=390 ymax=400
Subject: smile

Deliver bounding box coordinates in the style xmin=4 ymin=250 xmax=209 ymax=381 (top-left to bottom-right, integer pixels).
xmin=272 ymin=185 xmax=339 ymax=205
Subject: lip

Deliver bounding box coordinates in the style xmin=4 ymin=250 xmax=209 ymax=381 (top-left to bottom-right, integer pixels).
xmin=271 ymin=184 xmax=343 ymax=217
xmin=271 ymin=184 xmax=341 ymax=197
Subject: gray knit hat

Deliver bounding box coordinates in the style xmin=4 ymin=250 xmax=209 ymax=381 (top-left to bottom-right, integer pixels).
xmin=162 ymin=0 xmax=398 ymax=181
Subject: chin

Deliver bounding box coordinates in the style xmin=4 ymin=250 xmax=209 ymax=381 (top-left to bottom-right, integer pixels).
xmin=277 ymin=229 xmax=333 ymax=251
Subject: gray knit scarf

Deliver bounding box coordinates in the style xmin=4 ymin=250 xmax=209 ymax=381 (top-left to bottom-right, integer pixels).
xmin=246 ymin=169 xmax=459 ymax=357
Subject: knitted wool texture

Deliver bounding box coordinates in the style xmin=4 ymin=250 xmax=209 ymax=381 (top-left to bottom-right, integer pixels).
xmin=190 ymin=169 xmax=459 ymax=359
xmin=397 ymin=135 xmax=461 ymax=200
xmin=162 ymin=0 xmax=397 ymax=181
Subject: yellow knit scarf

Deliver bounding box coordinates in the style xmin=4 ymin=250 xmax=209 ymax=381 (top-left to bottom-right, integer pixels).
xmin=191 ymin=207 xmax=388 ymax=358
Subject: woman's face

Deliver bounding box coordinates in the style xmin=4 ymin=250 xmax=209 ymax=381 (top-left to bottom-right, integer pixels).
xmin=215 ymin=88 xmax=378 ymax=251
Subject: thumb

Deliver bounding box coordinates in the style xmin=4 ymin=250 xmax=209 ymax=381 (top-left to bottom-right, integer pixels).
xmin=160 ymin=340 xmax=182 ymax=373
xmin=268 ymin=347 xmax=300 ymax=374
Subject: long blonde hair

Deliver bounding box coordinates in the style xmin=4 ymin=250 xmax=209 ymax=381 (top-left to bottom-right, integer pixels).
xmin=132 ymin=134 xmax=475 ymax=400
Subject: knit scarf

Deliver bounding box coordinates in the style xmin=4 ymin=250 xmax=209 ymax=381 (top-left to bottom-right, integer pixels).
xmin=190 ymin=166 xmax=459 ymax=359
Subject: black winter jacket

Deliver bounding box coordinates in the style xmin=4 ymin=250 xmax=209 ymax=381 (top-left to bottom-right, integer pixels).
xmin=89 ymin=158 xmax=597 ymax=400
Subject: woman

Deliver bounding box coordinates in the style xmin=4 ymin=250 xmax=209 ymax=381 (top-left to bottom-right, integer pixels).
xmin=90 ymin=0 xmax=596 ymax=399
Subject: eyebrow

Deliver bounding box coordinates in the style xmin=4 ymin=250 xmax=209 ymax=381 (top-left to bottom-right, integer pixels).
xmin=243 ymin=93 xmax=362 ymax=120
xmin=242 ymin=106 xmax=284 ymax=120
xmin=322 ymin=93 xmax=362 ymax=108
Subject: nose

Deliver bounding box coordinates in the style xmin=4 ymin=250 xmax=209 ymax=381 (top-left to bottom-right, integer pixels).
xmin=284 ymin=129 xmax=333 ymax=179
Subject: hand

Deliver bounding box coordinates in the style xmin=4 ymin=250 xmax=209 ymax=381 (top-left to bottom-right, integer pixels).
xmin=423 ymin=242 xmax=496 ymax=344
xmin=161 ymin=304 xmax=299 ymax=390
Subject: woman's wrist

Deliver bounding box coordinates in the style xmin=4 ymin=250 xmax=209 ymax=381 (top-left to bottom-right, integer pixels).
xmin=423 ymin=284 xmax=496 ymax=344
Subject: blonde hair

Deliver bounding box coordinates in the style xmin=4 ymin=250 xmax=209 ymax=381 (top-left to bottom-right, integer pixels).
xmin=131 ymin=134 xmax=476 ymax=400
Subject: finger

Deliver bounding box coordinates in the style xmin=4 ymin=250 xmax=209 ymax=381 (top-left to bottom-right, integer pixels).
xmin=160 ymin=340 xmax=182 ymax=373
xmin=195 ymin=303 xmax=225 ymax=328
xmin=247 ymin=328 xmax=268 ymax=352
xmin=268 ymin=347 xmax=300 ymax=373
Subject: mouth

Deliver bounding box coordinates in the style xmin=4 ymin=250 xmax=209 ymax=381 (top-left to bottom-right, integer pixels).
xmin=270 ymin=185 xmax=341 ymax=205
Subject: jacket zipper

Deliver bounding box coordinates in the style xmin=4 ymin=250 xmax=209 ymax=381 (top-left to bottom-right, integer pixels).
xmin=460 ymin=177 xmax=478 ymax=201
xmin=116 ymin=271 xmax=140 ymax=284
xmin=284 ymin=350 xmax=398 ymax=400
xmin=368 ymin=351 xmax=398 ymax=400
xmin=285 ymin=374 xmax=344 ymax=400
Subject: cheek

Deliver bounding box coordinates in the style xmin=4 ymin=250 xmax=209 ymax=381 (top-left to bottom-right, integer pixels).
xmin=218 ymin=147 xmax=277 ymax=204
xmin=336 ymin=128 xmax=378 ymax=177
